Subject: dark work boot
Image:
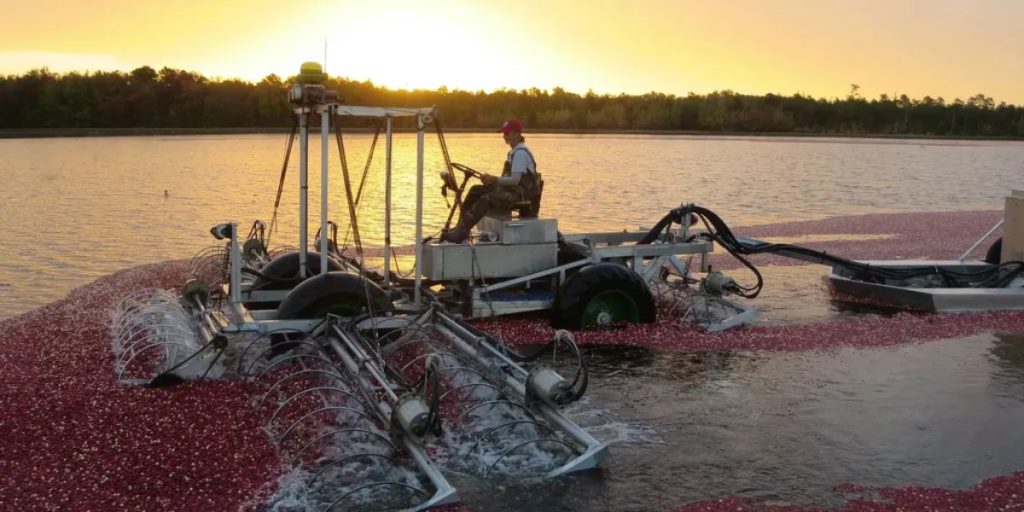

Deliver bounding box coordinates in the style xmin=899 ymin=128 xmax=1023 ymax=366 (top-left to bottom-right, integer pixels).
xmin=441 ymin=224 xmax=470 ymax=243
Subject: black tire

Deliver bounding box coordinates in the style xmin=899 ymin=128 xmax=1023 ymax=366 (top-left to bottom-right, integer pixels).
xmin=277 ymin=271 xmax=393 ymax=319
xmin=254 ymin=251 xmax=343 ymax=290
xmin=551 ymin=263 xmax=656 ymax=330
xmin=985 ymin=238 xmax=1002 ymax=265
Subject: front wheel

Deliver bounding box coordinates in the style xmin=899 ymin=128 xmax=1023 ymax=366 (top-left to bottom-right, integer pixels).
xmin=551 ymin=263 xmax=656 ymax=330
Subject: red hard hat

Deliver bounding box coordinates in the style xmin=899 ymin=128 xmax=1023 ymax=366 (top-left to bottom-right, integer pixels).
xmin=498 ymin=119 xmax=524 ymax=134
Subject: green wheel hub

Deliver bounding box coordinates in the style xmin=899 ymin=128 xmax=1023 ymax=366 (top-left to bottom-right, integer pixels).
xmin=581 ymin=290 xmax=640 ymax=327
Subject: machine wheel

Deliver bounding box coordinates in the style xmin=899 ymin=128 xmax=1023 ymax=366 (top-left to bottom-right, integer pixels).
xmin=277 ymin=271 xmax=393 ymax=319
xmin=551 ymin=263 xmax=656 ymax=330
xmin=179 ymin=279 xmax=210 ymax=308
xmin=242 ymin=238 xmax=268 ymax=262
xmin=253 ymin=251 xmax=343 ymax=290
xmin=985 ymin=238 xmax=1002 ymax=264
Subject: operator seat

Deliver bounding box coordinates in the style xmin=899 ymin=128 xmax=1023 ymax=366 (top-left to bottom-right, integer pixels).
xmin=511 ymin=174 xmax=544 ymax=218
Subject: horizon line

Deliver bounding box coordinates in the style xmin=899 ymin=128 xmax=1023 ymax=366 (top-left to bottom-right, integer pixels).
xmin=1 ymin=64 xmax=1014 ymax=107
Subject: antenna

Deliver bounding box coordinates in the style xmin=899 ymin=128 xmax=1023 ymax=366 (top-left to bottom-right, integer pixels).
xmin=323 ymin=37 xmax=328 ymax=73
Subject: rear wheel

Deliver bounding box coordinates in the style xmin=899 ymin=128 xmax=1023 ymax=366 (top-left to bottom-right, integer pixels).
xmin=246 ymin=251 xmax=345 ymax=310
xmin=551 ymin=263 xmax=656 ymax=330
xmin=254 ymin=251 xmax=343 ymax=291
xmin=277 ymin=271 xmax=392 ymax=319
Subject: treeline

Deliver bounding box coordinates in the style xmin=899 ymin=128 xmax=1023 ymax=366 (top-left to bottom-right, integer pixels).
xmin=2 ymin=67 xmax=1024 ymax=136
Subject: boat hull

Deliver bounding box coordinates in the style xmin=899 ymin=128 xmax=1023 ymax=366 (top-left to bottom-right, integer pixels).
xmin=828 ymin=260 xmax=1024 ymax=313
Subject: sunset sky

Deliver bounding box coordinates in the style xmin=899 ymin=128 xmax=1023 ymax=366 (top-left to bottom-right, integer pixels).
xmin=2 ymin=0 xmax=1022 ymax=103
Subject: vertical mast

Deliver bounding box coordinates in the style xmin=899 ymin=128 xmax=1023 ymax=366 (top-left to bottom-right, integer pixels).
xmin=298 ymin=111 xmax=309 ymax=277
xmin=384 ymin=116 xmax=393 ymax=285
xmin=320 ymin=105 xmax=330 ymax=274
xmin=414 ymin=114 xmax=425 ymax=304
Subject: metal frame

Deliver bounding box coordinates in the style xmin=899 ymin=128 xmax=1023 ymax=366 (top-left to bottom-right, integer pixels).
xmin=164 ymin=99 xmax=778 ymax=509
xmin=326 ymin=325 xmax=459 ymax=509
xmin=430 ymin=312 xmax=607 ymax=475
xmin=219 ymin=100 xmax=733 ymax=328
xmin=164 ymin=101 xmax=739 ymax=509
xmin=217 ymin=103 xmax=436 ymax=333
xmin=450 ymin=233 xmax=715 ymax=318
xmin=959 ymin=219 xmax=1003 ymax=262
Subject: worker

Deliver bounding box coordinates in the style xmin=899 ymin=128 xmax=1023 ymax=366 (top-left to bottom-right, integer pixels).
xmin=442 ymin=119 xmax=540 ymax=243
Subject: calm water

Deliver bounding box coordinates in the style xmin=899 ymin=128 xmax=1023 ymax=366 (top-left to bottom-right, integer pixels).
xmin=1 ymin=133 xmax=1022 ymax=320
xmin=465 ymin=332 xmax=1024 ymax=510
xmin=2 ymin=133 xmax=1024 ymax=509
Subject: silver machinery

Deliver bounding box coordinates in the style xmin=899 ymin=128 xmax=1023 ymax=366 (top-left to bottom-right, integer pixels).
xmin=112 ymin=68 xmax=645 ymax=510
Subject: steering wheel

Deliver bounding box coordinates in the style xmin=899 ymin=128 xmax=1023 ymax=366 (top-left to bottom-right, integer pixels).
xmin=451 ymin=162 xmax=486 ymax=180
xmin=438 ymin=169 xmax=459 ymax=191
xmin=440 ymin=162 xmax=489 ymax=197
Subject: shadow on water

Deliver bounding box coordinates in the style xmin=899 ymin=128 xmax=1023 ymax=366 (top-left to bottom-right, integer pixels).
xmin=989 ymin=332 xmax=1024 ymax=395
xmin=991 ymin=332 xmax=1024 ymax=370
xmin=827 ymin=299 xmax=922 ymax=317
xmin=452 ymin=333 xmax=1024 ymax=511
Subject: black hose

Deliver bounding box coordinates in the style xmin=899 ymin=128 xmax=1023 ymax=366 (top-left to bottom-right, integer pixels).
xmin=443 ymin=317 xmax=588 ymax=403
xmin=641 ymin=205 xmax=766 ymax=297
xmin=424 ymin=358 xmax=443 ymax=436
xmin=558 ymin=333 xmax=588 ymax=402
xmin=637 ymin=210 xmax=683 ymax=245
xmin=679 ymin=204 xmax=1023 ymax=290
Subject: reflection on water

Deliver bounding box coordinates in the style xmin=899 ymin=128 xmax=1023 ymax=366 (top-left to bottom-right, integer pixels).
xmin=991 ymin=332 xmax=1024 ymax=369
xmin=989 ymin=333 xmax=1024 ymax=395
xmin=451 ymin=333 xmax=1024 ymax=511
xmin=1 ymin=133 xmax=1022 ymax=319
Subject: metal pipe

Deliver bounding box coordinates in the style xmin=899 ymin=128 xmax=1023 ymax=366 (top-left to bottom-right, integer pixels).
xmin=435 ymin=313 xmax=528 ymax=378
xmin=229 ymin=223 xmax=241 ymax=303
xmin=192 ymin=295 xmax=223 ymax=344
xmin=959 ymin=219 xmax=1004 ymax=262
xmin=403 ymin=437 xmax=460 ymax=510
xmin=325 ymin=328 xmax=458 ymax=509
xmin=415 ymin=114 xmax=425 ymax=304
xmin=434 ymin=323 xmax=528 ymax=391
xmin=299 ymin=111 xmax=309 ymax=278
xmin=329 ymin=325 xmax=398 ymax=402
xmin=384 ymin=116 xmax=393 ymax=285
xmin=327 ymin=336 xmax=393 ymax=415
xmin=320 ymin=106 xmax=330 ymax=274
xmin=432 ymin=319 xmax=606 ymax=474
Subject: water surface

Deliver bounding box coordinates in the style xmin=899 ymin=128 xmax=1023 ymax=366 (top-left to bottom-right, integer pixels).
xmin=2 ymin=134 xmax=1024 ymax=510
xmin=1 ymin=133 xmax=1022 ymax=320
xmin=455 ymin=332 xmax=1024 ymax=510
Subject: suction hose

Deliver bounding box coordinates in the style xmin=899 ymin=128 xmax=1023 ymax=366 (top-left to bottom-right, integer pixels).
xmin=649 ymin=204 xmax=1024 ymax=292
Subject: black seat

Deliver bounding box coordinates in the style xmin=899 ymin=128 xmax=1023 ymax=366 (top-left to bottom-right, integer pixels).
xmin=512 ymin=175 xmax=544 ymax=218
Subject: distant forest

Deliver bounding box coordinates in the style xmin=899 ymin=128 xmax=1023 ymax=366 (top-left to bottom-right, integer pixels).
xmin=2 ymin=67 xmax=1023 ymax=136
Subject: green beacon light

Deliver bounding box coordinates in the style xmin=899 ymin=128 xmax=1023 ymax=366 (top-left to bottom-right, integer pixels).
xmin=289 ymin=61 xmax=336 ymax=105
xmin=298 ymin=61 xmax=327 ymax=85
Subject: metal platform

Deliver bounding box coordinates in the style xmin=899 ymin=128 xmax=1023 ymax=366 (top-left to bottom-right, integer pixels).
xmin=829 ymin=260 xmax=1024 ymax=313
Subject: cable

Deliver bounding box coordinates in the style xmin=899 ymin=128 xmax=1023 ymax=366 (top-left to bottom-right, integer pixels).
xmin=655 ymin=204 xmax=1024 ymax=294
xmin=267 ymin=117 xmax=299 ymax=247
xmin=334 ymin=118 xmax=364 ymax=260
xmin=390 ymin=247 xmax=415 ymax=279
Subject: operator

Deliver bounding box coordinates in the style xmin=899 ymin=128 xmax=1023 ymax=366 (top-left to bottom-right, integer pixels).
xmin=442 ymin=119 xmax=540 ymax=243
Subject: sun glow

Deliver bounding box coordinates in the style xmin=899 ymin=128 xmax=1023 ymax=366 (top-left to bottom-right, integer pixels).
xmin=323 ymin=4 xmax=512 ymax=91
xmin=2 ymin=0 xmax=1024 ymax=102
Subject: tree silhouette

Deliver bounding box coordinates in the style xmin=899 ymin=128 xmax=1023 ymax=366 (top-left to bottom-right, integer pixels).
xmin=0 ymin=67 xmax=1022 ymax=137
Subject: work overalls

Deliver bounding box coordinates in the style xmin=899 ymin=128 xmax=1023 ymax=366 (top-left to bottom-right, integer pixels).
xmin=460 ymin=147 xmax=539 ymax=227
